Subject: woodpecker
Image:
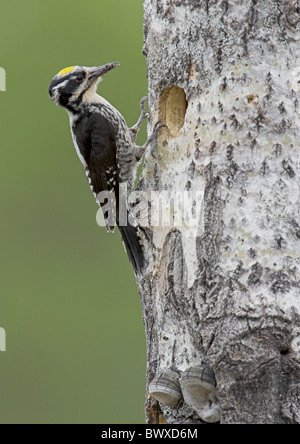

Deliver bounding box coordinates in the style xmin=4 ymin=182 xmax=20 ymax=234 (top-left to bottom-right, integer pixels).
xmin=48 ymin=63 xmax=153 ymax=274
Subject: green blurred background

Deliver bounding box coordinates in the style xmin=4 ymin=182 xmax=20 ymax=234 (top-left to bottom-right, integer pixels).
xmin=0 ymin=0 xmax=148 ymax=424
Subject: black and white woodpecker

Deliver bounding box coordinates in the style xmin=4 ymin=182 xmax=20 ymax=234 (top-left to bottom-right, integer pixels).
xmin=48 ymin=63 xmax=158 ymax=274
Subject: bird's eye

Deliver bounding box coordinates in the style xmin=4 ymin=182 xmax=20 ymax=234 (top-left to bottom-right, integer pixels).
xmin=76 ymin=74 xmax=84 ymax=82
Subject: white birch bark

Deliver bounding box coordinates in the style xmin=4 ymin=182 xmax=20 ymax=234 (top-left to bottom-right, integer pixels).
xmin=137 ymin=0 xmax=300 ymax=424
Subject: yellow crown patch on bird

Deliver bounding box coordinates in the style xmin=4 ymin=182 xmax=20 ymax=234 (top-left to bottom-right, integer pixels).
xmin=57 ymin=66 xmax=76 ymax=77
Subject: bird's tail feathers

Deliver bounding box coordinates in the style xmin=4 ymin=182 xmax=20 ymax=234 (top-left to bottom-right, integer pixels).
xmin=118 ymin=222 xmax=145 ymax=275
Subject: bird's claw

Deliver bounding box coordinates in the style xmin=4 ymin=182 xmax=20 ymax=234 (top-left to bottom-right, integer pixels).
xmin=130 ymin=96 xmax=149 ymax=143
xmin=149 ymin=121 xmax=168 ymax=159
xmin=140 ymin=96 xmax=149 ymax=120
xmin=140 ymin=96 xmax=148 ymax=106
xmin=152 ymin=121 xmax=167 ymax=135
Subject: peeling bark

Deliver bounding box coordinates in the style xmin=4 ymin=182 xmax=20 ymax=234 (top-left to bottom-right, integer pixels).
xmin=138 ymin=0 xmax=300 ymax=424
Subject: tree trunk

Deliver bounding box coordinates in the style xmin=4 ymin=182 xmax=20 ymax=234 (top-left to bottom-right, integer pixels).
xmin=137 ymin=0 xmax=300 ymax=424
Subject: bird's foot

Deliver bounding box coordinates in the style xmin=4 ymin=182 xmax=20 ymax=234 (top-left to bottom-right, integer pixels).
xmin=129 ymin=96 xmax=149 ymax=143
xmin=134 ymin=121 xmax=167 ymax=161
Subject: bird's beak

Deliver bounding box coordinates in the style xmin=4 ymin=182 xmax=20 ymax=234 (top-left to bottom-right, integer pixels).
xmin=88 ymin=62 xmax=120 ymax=80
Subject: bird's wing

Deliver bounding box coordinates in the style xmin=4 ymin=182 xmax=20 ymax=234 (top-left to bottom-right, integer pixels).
xmin=72 ymin=110 xmax=145 ymax=273
xmin=74 ymin=112 xmax=120 ymax=231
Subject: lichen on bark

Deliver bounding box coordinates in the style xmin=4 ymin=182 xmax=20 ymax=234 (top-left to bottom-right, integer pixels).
xmin=138 ymin=0 xmax=300 ymax=424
